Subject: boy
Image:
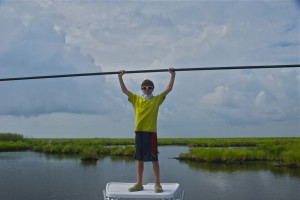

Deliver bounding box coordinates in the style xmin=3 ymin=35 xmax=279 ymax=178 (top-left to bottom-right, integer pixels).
xmin=118 ymin=68 xmax=175 ymax=193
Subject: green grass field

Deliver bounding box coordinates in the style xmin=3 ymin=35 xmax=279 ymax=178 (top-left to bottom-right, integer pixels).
xmin=0 ymin=133 xmax=299 ymax=167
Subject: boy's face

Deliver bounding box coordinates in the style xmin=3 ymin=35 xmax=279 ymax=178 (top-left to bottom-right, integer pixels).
xmin=141 ymin=86 xmax=154 ymax=95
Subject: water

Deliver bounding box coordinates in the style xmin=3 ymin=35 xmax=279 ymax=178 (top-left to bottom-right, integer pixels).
xmin=0 ymin=146 xmax=299 ymax=200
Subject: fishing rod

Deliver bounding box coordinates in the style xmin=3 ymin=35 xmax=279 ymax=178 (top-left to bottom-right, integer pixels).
xmin=0 ymin=64 xmax=299 ymax=82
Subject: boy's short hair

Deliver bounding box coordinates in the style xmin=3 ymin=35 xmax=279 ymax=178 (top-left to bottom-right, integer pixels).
xmin=141 ymin=79 xmax=154 ymax=88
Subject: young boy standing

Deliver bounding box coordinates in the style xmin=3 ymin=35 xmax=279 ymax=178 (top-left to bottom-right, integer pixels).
xmin=118 ymin=68 xmax=175 ymax=193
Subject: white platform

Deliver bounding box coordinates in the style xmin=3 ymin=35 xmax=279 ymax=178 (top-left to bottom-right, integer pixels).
xmin=103 ymin=182 xmax=184 ymax=200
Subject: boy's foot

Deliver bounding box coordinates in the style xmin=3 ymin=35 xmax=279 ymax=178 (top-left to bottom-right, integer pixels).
xmin=128 ymin=183 xmax=144 ymax=192
xmin=154 ymin=184 xmax=163 ymax=193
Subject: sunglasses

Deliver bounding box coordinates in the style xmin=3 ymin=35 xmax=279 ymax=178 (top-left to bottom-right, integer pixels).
xmin=141 ymin=86 xmax=154 ymax=90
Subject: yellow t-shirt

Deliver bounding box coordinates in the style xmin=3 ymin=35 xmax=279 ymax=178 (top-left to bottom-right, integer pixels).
xmin=128 ymin=92 xmax=165 ymax=132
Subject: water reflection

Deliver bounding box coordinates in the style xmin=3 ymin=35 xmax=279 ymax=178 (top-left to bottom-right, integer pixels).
xmin=109 ymin=155 xmax=135 ymax=163
xmin=1 ymin=149 xmax=299 ymax=200
xmin=80 ymin=156 xmax=135 ymax=167
xmin=81 ymin=159 xmax=98 ymax=166
xmin=178 ymin=160 xmax=300 ymax=178
xmin=43 ymin=153 xmax=78 ymax=160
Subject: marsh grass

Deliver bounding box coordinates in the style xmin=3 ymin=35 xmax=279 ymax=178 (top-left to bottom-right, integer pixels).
xmin=79 ymin=146 xmax=135 ymax=160
xmin=179 ymin=142 xmax=300 ymax=167
xmin=0 ymin=141 xmax=29 ymax=151
xmin=0 ymin=133 xmax=299 ymax=167
xmin=0 ymin=133 xmax=28 ymax=151
xmin=159 ymin=137 xmax=298 ymax=147
xmin=80 ymin=148 xmax=98 ymax=161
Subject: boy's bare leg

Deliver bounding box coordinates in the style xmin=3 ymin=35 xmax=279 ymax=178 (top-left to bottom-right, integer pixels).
xmin=128 ymin=161 xmax=144 ymax=192
xmin=153 ymin=161 xmax=163 ymax=192
xmin=137 ymin=161 xmax=144 ymax=185
xmin=152 ymin=161 xmax=160 ymax=184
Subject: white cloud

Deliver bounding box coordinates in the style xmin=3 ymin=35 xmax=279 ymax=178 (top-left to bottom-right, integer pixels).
xmin=255 ymin=91 xmax=266 ymax=106
xmin=194 ymin=68 xmax=299 ymax=127
xmin=0 ymin=6 xmax=114 ymax=116
xmin=202 ymin=85 xmax=229 ymax=106
xmin=0 ymin=0 xmax=299 ymax=137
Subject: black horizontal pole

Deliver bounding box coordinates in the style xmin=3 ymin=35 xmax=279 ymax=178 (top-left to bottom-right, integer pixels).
xmin=0 ymin=64 xmax=299 ymax=82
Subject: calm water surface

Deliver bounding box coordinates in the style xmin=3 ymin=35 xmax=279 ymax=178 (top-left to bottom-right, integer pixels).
xmin=0 ymin=146 xmax=299 ymax=200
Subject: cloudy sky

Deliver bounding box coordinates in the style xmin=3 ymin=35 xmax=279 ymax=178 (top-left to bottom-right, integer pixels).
xmin=0 ymin=0 xmax=299 ymax=138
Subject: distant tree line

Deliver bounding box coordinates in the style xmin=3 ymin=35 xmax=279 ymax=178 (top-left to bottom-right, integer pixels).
xmin=0 ymin=133 xmax=24 ymax=141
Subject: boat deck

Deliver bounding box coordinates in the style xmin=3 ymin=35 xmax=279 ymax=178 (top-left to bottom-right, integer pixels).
xmin=103 ymin=182 xmax=184 ymax=200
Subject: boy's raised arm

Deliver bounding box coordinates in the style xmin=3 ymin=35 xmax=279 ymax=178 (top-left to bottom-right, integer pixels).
xmin=118 ymin=70 xmax=131 ymax=96
xmin=163 ymin=68 xmax=176 ymax=97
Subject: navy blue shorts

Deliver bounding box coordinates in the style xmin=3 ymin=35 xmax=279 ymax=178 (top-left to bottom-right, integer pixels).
xmin=134 ymin=132 xmax=158 ymax=162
